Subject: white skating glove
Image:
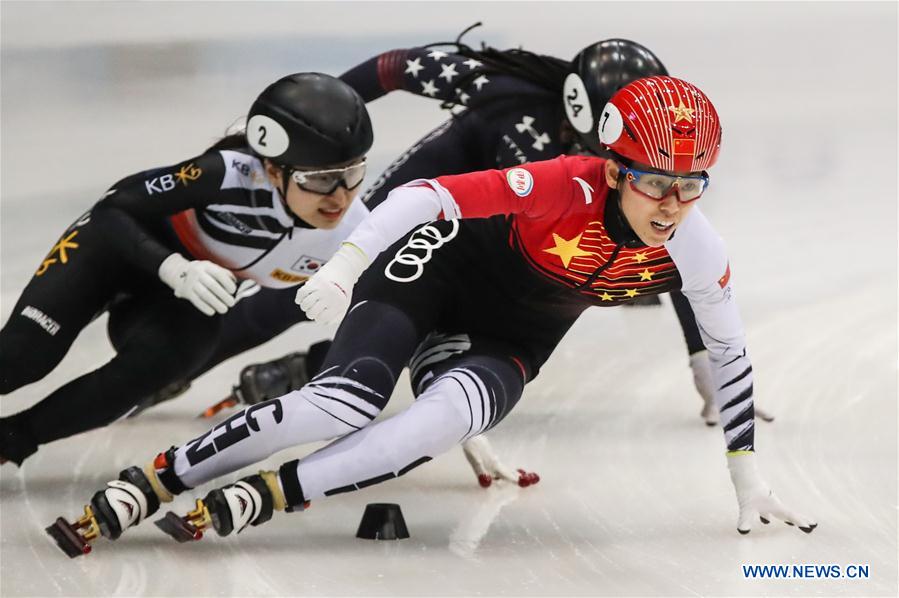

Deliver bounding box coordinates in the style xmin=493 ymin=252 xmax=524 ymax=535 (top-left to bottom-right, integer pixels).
xmin=295 ymin=243 xmax=368 ymax=325
xmin=462 ymin=435 xmax=540 ymax=488
xmin=727 ymin=451 xmax=816 ymax=535
xmin=691 ymin=350 xmax=775 ymax=425
xmin=158 ymin=253 xmax=237 ymax=316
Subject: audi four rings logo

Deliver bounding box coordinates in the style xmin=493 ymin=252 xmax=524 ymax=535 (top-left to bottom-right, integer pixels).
xmin=385 ymin=220 xmax=460 ymax=282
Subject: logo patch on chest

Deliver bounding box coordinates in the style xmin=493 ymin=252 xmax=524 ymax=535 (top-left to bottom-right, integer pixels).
xmin=270 ymin=268 xmax=308 ymax=284
xmin=291 ymin=255 xmax=324 ymax=276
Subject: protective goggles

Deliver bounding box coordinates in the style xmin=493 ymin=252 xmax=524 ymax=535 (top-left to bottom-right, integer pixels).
xmin=290 ymin=160 xmax=367 ymax=195
xmin=618 ymin=163 xmax=709 ymax=203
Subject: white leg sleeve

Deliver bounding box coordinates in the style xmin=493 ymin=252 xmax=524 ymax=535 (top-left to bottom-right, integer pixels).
xmin=173 ymin=371 xmax=386 ymax=489
xmin=294 ymin=368 xmax=495 ymax=500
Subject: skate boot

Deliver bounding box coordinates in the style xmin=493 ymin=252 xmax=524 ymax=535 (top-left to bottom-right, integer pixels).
xmin=155 ymin=471 xmax=289 ymax=543
xmin=46 ymin=465 xmax=168 ymax=557
xmin=200 ymin=352 xmax=309 ymax=418
xmin=128 ymin=379 xmax=192 ymax=418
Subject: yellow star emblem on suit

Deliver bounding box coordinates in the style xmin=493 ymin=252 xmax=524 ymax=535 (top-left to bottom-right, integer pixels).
xmin=625 ymin=288 xmax=638 ymax=298
xmin=634 ymin=252 xmax=647 ymax=263
xmin=668 ymin=101 xmax=695 ymax=123
xmin=640 ymin=269 xmax=653 ymax=281
xmin=600 ymin=292 xmax=613 ymax=301
xmin=544 ymin=232 xmax=592 ymax=268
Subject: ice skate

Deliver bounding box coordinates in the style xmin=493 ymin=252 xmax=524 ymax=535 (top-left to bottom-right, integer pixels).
xmin=155 ymin=473 xmax=283 ymax=542
xmin=200 ymin=352 xmax=309 ymax=418
xmin=46 ymin=466 xmax=162 ymax=557
xmin=128 ymin=379 xmax=192 ymax=418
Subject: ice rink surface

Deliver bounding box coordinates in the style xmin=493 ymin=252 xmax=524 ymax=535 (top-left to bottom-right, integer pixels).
xmin=1 ymin=2 xmax=896 ymax=596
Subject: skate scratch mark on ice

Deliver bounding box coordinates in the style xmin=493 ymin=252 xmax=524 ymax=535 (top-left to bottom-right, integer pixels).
xmin=227 ymin=540 xmax=281 ymax=595
xmin=759 ymin=294 xmax=878 ymax=463
xmin=19 ymin=464 xmax=66 ymax=594
xmin=449 ymin=483 xmax=519 ymax=559
xmin=753 ymin=284 xmax=890 ymax=551
xmin=673 ymin=583 xmax=702 ymax=596
xmin=72 ymin=428 xmax=101 ymax=478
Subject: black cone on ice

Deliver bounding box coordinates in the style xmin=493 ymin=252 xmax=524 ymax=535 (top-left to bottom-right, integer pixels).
xmin=356 ymin=503 xmax=409 ymax=540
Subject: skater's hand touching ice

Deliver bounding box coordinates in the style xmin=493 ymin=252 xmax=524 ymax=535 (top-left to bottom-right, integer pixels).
xmin=727 ymin=452 xmax=816 ymax=535
xmin=296 ymin=243 xmax=368 ymax=325
xmin=462 ymin=435 xmax=539 ymax=488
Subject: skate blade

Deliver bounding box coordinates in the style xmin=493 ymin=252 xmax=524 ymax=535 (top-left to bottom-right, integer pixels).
xmin=154 ymin=511 xmax=204 ymax=543
xmin=198 ymin=397 xmax=239 ymax=419
xmin=45 ymin=518 xmax=92 ymax=558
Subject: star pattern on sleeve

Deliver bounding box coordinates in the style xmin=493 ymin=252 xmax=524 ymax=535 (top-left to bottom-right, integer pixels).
xmin=427 ymin=49 xmax=449 ymax=61
xmin=405 ymin=57 xmax=424 ymax=78
xmin=421 ymin=79 xmax=439 ymax=97
xmin=463 ymin=58 xmax=483 ymax=70
xmin=438 ymin=62 xmax=459 ymax=83
xmin=472 ymin=75 xmax=490 ymax=91
xmin=455 ymin=88 xmax=471 ymax=105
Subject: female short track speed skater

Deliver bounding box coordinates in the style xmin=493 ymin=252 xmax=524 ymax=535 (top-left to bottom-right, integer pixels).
xmin=49 ymin=76 xmax=813 ymax=558
xmin=223 ymin=34 xmax=772 ymax=427
xmin=0 ymin=70 xmax=535 ymax=487
xmin=0 ymin=73 xmax=374 ymax=466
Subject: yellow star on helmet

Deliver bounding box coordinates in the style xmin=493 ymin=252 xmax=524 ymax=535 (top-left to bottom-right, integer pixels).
xmin=668 ymin=101 xmax=695 ymax=123
xmin=640 ymin=269 xmax=653 ymax=281
xmin=544 ymin=232 xmax=592 ymax=268
xmin=625 ymin=288 xmax=638 ymax=298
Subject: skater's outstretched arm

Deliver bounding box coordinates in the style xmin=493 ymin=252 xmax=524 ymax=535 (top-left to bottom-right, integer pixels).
xmin=666 ymin=210 xmax=814 ymax=535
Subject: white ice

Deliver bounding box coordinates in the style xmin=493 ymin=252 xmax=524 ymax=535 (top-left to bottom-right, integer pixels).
xmin=1 ymin=2 xmax=896 ymax=596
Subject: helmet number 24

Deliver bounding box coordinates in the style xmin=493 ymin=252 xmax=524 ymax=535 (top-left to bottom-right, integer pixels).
xmin=566 ymin=87 xmax=583 ymax=118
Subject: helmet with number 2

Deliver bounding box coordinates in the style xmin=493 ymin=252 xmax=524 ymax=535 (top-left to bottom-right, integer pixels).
xmin=246 ymin=73 xmax=373 ymax=168
xmin=598 ymin=76 xmax=722 ymax=173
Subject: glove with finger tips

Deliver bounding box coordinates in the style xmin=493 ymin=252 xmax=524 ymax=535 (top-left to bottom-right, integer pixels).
xmin=295 ymin=243 xmax=368 ymax=325
xmin=727 ymin=452 xmax=817 ymax=535
xmin=462 ymin=436 xmax=540 ymax=489
xmin=158 ymin=253 xmax=237 ymax=316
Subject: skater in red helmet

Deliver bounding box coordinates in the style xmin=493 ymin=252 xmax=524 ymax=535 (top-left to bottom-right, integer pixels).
xmin=49 ymin=76 xmax=814 ymax=557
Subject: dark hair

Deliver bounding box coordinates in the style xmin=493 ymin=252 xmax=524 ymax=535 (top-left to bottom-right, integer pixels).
xmin=205 ymin=132 xmax=249 ymax=154
xmin=426 ymin=23 xmax=570 ymax=111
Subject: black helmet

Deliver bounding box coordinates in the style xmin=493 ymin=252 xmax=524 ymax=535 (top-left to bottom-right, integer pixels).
xmin=564 ymin=39 xmax=668 ymax=154
xmin=247 ymin=72 xmax=373 ymax=167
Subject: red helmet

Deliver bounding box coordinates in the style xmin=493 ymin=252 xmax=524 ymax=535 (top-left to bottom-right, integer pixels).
xmin=598 ymin=76 xmax=721 ymax=172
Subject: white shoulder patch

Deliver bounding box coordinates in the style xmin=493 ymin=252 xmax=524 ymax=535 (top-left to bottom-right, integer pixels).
xmin=219 ymin=150 xmax=271 ymax=191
